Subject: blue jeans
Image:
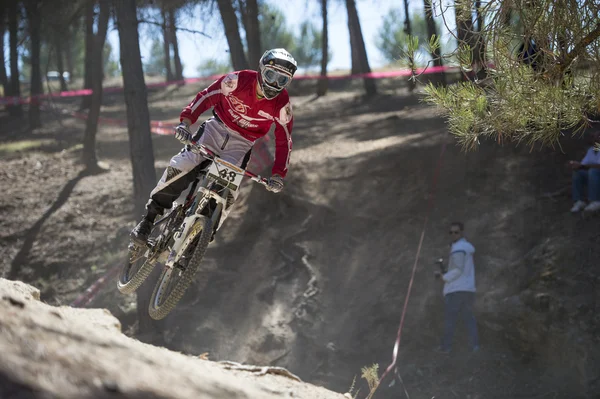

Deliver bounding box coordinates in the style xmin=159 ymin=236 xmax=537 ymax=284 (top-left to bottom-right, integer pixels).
xmin=441 ymin=291 xmax=479 ymax=351
xmin=572 ymin=169 xmax=600 ymax=202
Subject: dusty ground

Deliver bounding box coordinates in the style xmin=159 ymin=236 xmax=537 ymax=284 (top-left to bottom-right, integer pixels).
xmin=1 ymin=79 xmax=599 ymax=399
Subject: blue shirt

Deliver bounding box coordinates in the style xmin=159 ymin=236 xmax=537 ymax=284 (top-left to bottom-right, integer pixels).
xmin=581 ymin=146 xmax=600 ymax=166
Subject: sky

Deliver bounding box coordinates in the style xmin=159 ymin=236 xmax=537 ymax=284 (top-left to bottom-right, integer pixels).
xmin=106 ymin=0 xmax=458 ymax=78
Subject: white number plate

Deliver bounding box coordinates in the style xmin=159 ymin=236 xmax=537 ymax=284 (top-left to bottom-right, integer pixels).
xmin=207 ymin=158 xmax=244 ymax=191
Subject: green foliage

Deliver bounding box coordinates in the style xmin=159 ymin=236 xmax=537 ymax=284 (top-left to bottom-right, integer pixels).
xmin=345 ymin=375 xmax=360 ymax=399
xmin=196 ymin=59 xmax=232 ymax=77
xmin=71 ymin=26 xmax=86 ymax=80
xmin=418 ymin=0 xmax=600 ymax=149
xmin=0 ymin=139 xmax=54 ymax=156
xmin=143 ymin=39 xmax=167 ymax=76
xmin=103 ymin=41 xmax=120 ymax=78
xmin=293 ymin=20 xmax=330 ymax=70
xmin=293 ymin=21 xmax=322 ymax=68
xmin=425 ymin=33 xmax=442 ymax=59
xmin=361 ymin=363 xmax=379 ymax=391
xmin=345 ymin=364 xmax=382 ymax=399
xmin=21 ymin=16 xmax=116 ymax=82
xmin=257 ymin=3 xmax=329 ymax=71
xmin=456 ymin=43 xmax=473 ymax=72
xmin=424 ymin=63 xmax=596 ymax=150
xmin=259 ymin=2 xmax=295 ymax=52
xmin=375 ymin=8 xmax=436 ymax=66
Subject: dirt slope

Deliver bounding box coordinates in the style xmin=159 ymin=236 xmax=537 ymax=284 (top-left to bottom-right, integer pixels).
xmin=0 ymin=277 xmax=346 ymax=399
xmin=1 ymin=83 xmax=599 ymax=399
xmin=155 ymin=92 xmax=600 ymax=398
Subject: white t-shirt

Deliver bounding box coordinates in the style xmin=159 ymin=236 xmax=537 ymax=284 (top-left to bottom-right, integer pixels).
xmin=581 ymin=146 xmax=600 ymax=165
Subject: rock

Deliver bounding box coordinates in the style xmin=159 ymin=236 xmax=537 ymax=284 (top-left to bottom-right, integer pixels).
xmin=2 ymin=295 xmax=25 ymax=308
xmin=0 ymin=278 xmax=41 ymax=301
xmin=0 ymin=278 xmax=345 ymax=399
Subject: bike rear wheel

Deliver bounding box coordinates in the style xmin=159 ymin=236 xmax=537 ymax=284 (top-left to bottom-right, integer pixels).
xmin=148 ymin=216 xmax=213 ymax=320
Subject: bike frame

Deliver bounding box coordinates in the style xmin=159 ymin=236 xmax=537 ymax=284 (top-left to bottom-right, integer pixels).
xmin=163 ymin=142 xmax=267 ymax=268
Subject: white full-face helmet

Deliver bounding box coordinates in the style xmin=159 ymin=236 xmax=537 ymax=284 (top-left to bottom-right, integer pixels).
xmin=258 ymin=48 xmax=298 ymax=100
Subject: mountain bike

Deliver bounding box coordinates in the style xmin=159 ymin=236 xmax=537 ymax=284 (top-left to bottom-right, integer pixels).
xmin=117 ymin=142 xmax=268 ymax=320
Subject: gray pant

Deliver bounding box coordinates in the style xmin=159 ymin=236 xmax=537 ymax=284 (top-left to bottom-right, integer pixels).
xmin=146 ymin=118 xmax=253 ymax=221
xmin=441 ymin=291 xmax=479 ymax=351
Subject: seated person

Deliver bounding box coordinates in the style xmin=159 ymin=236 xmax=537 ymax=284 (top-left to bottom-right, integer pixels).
xmin=569 ymin=130 xmax=600 ymax=213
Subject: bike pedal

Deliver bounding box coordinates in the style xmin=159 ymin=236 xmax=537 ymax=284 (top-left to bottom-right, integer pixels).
xmin=127 ymin=242 xmax=143 ymax=252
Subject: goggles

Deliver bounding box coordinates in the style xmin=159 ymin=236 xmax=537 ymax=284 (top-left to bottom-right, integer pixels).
xmin=262 ymin=67 xmax=292 ymax=89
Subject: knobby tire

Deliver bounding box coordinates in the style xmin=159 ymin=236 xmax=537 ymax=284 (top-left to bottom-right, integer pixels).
xmin=117 ymin=212 xmax=175 ymax=294
xmin=117 ymin=249 xmax=157 ymax=295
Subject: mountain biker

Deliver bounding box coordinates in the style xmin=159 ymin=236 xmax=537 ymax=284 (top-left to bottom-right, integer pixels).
xmin=130 ymin=48 xmax=297 ymax=245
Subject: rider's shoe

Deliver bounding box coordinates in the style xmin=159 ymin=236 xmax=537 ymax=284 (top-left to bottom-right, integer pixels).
xmin=130 ymin=218 xmax=153 ymax=245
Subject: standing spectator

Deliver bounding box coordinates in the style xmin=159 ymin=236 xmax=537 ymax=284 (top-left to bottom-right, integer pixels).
xmin=569 ymin=130 xmax=600 ymax=213
xmin=435 ymin=222 xmax=479 ymax=354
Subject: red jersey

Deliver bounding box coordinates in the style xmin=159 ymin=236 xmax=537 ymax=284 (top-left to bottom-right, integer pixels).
xmin=180 ymin=70 xmax=293 ymax=178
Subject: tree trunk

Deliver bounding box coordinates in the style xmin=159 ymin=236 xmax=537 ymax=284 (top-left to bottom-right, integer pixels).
xmin=81 ymin=0 xmax=94 ymax=109
xmin=217 ymin=0 xmax=249 ymax=71
xmin=474 ymin=0 xmax=487 ymax=79
xmin=403 ymin=0 xmax=412 ymax=36
xmin=54 ymin=34 xmax=69 ymax=91
xmin=423 ymin=0 xmax=445 ymax=84
xmin=82 ymin=0 xmax=109 ymax=171
xmin=0 ymin=5 xmax=8 ymax=96
xmin=168 ymin=9 xmax=183 ymax=81
xmin=161 ymin=6 xmax=173 ymax=82
xmin=454 ymin=0 xmax=474 ymax=81
xmin=345 ymin=0 xmax=376 ymax=96
xmin=114 ymin=0 xmax=160 ymax=338
xmin=316 ymin=0 xmax=328 ymax=97
xmin=114 ymin=0 xmax=157 ymax=218
xmin=25 ymin=0 xmax=42 ymax=129
xmin=238 ymin=0 xmax=248 ymax=33
xmin=403 ymin=0 xmax=416 ymax=92
xmin=7 ymin=0 xmax=22 ymax=116
xmin=241 ymin=0 xmax=261 ymax=68
xmin=347 ymin=13 xmax=360 ymax=74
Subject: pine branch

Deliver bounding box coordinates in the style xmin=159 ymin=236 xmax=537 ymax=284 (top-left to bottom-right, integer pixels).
xmin=560 ymin=21 xmax=600 ymax=73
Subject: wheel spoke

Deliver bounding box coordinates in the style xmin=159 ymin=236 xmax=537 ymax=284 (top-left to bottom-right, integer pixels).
xmin=155 ymin=268 xmax=176 ymax=307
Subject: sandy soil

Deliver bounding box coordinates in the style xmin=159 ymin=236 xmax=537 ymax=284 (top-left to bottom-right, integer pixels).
xmin=1 ymin=81 xmax=599 ymax=399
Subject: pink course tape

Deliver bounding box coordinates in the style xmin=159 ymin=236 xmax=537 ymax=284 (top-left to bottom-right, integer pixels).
xmin=0 ymin=66 xmax=459 ymax=105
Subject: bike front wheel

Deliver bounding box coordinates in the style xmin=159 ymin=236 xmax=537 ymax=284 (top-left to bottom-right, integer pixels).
xmin=117 ymin=243 xmax=158 ymax=295
xmin=117 ymin=211 xmax=176 ymax=295
xmin=148 ymin=216 xmax=213 ymax=320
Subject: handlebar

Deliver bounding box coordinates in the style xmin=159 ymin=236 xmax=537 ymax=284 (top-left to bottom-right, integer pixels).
xmin=188 ymin=140 xmax=269 ymax=187
xmin=244 ymin=169 xmax=269 ymax=187
xmin=188 ymin=140 xmax=216 ymax=159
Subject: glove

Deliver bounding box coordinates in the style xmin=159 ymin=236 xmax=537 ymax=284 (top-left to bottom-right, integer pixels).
xmin=175 ymin=122 xmax=192 ymax=144
xmin=266 ymin=175 xmax=284 ymax=193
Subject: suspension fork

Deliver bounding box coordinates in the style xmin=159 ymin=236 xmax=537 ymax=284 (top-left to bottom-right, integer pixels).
xmin=164 ymin=180 xmax=224 ymax=267
xmin=210 ymin=187 xmax=231 ymax=232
